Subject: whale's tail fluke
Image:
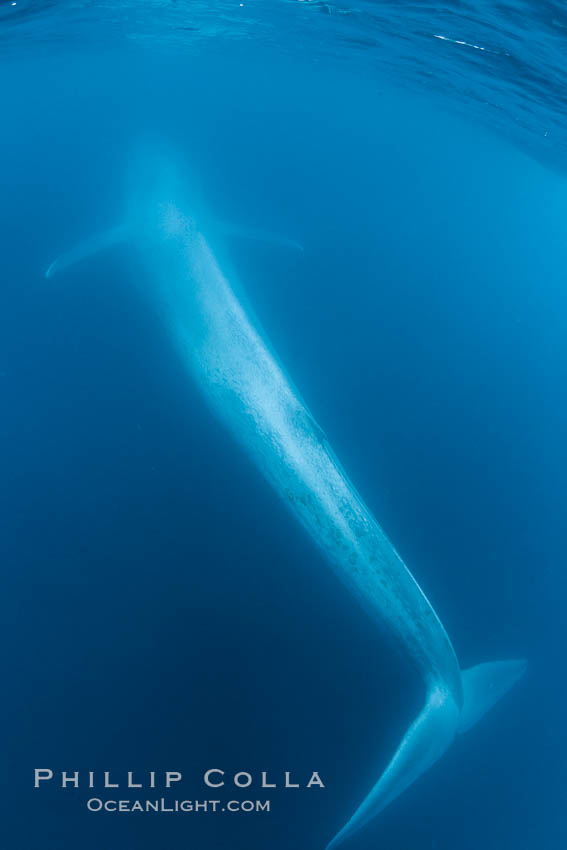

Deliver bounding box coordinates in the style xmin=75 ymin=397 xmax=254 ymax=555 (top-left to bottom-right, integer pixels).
xmin=327 ymin=686 xmax=460 ymax=850
xmin=327 ymin=657 xmax=527 ymax=849
xmin=458 ymin=658 xmax=527 ymax=732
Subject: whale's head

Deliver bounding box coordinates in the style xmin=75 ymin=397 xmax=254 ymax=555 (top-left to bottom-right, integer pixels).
xmin=127 ymin=139 xmax=206 ymax=238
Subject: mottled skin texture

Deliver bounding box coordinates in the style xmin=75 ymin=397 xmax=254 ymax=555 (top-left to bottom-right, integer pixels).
xmin=145 ymin=203 xmax=463 ymax=705
xmin=48 ymin=197 xmax=524 ymax=848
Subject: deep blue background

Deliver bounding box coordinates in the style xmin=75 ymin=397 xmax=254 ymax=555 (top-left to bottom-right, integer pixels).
xmin=1 ymin=40 xmax=566 ymax=850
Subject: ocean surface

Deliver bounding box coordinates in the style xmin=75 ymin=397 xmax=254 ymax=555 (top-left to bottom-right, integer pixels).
xmin=1 ymin=2 xmax=566 ymax=849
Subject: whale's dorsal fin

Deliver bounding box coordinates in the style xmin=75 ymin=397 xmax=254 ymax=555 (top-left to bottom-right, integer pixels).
xmin=45 ymin=223 xmax=130 ymax=279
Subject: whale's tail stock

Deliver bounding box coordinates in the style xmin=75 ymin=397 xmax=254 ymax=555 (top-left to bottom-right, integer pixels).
xmin=327 ymin=657 xmax=527 ymax=849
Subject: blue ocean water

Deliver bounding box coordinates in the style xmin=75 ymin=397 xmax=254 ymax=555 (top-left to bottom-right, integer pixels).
xmin=1 ymin=2 xmax=566 ymax=849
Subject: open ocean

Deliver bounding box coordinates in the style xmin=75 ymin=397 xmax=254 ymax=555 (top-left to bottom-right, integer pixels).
xmin=1 ymin=2 xmax=566 ymax=849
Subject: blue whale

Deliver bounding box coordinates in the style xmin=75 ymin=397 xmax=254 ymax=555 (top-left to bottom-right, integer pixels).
xmin=46 ymin=159 xmax=526 ymax=847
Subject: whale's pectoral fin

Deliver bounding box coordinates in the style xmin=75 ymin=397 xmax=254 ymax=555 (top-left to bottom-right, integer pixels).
xmin=217 ymin=221 xmax=304 ymax=252
xmin=458 ymin=658 xmax=527 ymax=733
xmin=327 ymin=658 xmax=527 ymax=848
xmin=45 ymin=223 xmax=130 ymax=279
